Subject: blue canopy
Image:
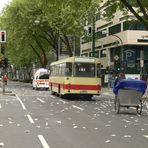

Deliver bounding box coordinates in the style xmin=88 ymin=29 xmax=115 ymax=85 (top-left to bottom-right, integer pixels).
xmin=113 ymin=79 xmax=147 ymax=95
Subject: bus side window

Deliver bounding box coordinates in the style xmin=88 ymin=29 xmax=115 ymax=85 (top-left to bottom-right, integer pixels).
xmin=50 ymin=67 xmax=54 ymax=76
xmin=65 ymin=63 xmax=72 ymax=76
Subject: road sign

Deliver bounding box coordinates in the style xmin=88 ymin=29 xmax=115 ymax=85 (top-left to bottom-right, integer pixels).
xmin=114 ymin=55 xmax=119 ymax=61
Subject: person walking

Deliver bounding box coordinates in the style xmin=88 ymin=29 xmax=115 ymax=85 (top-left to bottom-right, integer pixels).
xmin=3 ymin=74 xmax=8 ymax=85
xmin=114 ymin=72 xmax=125 ymax=87
xmin=113 ymin=73 xmax=126 ymax=108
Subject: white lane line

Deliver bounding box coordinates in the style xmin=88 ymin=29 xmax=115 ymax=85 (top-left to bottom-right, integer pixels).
xmin=72 ymin=105 xmax=84 ymax=111
xmin=59 ymin=99 xmax=67 ymax=104
xmin=16 ymin=95 xmax=26 ymax=110
xmin=0 ymin=104 xmax=1 ymax=109
xmin=143 ymin=135 xmax=148 ymax=138
xmin=146 ymin=102 xmax=148 ymax=108
xmin=27 ymin=114 xmax=34 ymax=124
xmin=50 ymin=95 xmax=55 ymax=99
xmin=37 ymin=98 xmax=45 ymax=103
xmin=38 ymin=135 xmax=50 ymax=148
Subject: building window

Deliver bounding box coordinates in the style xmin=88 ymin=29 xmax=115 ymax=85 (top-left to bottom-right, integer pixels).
xmin=89 ymin=51 xmax=99 ymax=58
xmin=100 ymin=49 xmax=106 ymax=57
xmin=109 ymin=23 xmax=121 ymax=35
xmin=81 ymin=36 xmax=92 ymax=44
xmin=95 ymin=29 xmax=106 ymax=39
xmin=81 ymin=53 xmax=89 ymax=57
xmin=123 ymin=21 xmax=146 ymax=31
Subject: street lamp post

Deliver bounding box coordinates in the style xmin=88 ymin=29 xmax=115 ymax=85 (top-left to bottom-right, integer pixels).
xmin=92 ymin=16 xmax=96 ymax=57
xmin=112 ymin=34 xmax=124 ymax=64
xmin=109 ymin=34 xmax=124 ymax=73
xmin=102 ymin=31 xmax=124 ymax=72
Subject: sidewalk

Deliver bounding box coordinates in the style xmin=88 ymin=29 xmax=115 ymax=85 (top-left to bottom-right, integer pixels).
xmin=0 ymin=82 xmax=15 ymax=96
xmin=100 ymin=87 xmax=114 ymax=98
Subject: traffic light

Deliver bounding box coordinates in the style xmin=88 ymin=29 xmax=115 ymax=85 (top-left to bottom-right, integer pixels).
xmin=0 ymin=31 xmax=6 ymax=43
xmin=114 ymin=61 xmax=120 ymax=72
xmin=88 ymin=26 xmax=92 ymax=36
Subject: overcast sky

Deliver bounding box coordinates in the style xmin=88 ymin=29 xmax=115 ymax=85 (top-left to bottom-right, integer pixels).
xmin=0 ymin=0 xmax=11 ymax=13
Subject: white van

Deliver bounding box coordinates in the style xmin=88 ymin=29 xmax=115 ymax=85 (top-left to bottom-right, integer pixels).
xmin=32 ymin=68 xmax=49 ymax=90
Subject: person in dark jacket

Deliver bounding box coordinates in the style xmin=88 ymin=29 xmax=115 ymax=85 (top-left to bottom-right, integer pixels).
xmin=114 ymin=73 xmax=125 ymax=86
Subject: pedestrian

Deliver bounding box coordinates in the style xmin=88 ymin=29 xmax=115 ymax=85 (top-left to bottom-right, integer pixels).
xmin=113 ymin=73 xmax=125 ymax=109
xmin=3 ymin=74 xmax=8 ymax=85
xmin=114 ymin=72 xmax=125 ymax=87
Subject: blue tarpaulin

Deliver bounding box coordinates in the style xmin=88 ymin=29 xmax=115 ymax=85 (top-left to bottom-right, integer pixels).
xmin=113 ymin=79 xmax=147 ymax=96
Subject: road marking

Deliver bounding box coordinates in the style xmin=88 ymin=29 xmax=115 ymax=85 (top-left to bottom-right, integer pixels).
xmin=59 ymin=99 xmax=67 ymax=104
xmin=146 ymin=102 xmax=148 ymax=108
xmin=143 ymin=135 xmax=148 ymax=138
xmin=0 ymin=104 xmax=1 ymax=109
xmin=27 ymin=114 xmax=34 ymax=124
xmin=72 ymin=105 xmax=84 ymax=111
xmin=37 ymin=98 xmax=45 ymax=103
xmin=0 ymin=143 xmax=4 ymax=147
xmin=50 ymin=95 xmax=55 ymax=98
xmin=16 ymin=95 xmax=26 ymax=110
xmin=38 ymin=135 xmax=50 ymax=148
xmin=19 ymin=95 xmax=49 ymax=97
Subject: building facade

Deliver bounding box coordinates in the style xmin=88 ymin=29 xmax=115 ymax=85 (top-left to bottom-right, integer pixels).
xmin=80 ymin=10 xmax=148 ymax=83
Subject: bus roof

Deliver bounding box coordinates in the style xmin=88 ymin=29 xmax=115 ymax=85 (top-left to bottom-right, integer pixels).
xmin=50 ymin=56 xmax=100 ymax=66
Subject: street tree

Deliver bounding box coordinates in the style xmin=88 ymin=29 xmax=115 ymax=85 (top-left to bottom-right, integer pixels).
xmin=39 ymin=0 xmax=101 ymax=59
xmin=102 ymin=0 xmax=148 ymax=30
xmin=0 ymin=0 xmax=101 ymax=69
xmin=1 ymin=0 xmax=55 ymax=68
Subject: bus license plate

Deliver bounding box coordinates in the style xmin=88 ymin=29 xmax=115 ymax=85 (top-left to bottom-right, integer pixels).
xmin=80 ymin=90 xmax=87 ymax=93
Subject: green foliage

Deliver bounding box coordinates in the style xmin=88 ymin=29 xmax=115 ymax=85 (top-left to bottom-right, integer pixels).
xmin=0 ymin=0 xmax=102 ymax=68
xmin=103 ymin=0 xmax=148 ymax=30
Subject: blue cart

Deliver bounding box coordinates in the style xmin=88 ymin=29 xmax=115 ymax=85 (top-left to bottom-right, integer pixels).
xmin=113 ymin=79 xmax=147 ymax=114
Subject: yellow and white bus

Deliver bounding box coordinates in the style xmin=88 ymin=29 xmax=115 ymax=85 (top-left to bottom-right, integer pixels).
xmin=49 ymin=56 xmax=101 ymax=99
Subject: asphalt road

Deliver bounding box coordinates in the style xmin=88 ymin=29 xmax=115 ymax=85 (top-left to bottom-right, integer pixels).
xmin=0 ymin=81 xmax=148 ymax=148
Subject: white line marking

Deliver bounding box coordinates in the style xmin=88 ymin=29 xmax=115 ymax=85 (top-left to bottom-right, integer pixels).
xmin=38 ymin=135 xmax=50 ymax=148
xmin=50 ymin=95 xmax=55 ymax=98
xmin=0 ymin=143 xmax=4 ymax=147
xmin=16 ymin=95 xmax=26 ymax=110
xmin=27 ymin=114 xmax=34 ymax=124
xmin=72 ymin=105 xmax=84 ymax=111
xmin=19 ymin=95 xmax=49 ymax=97
xmin=143 ymin=135 xmax=148 ymax=138
xmin=59 ymin=99 xmax=67 ymax=104
xmin=0 ymin=104 xmax=1 ymax=109
xmin=146 ymin=102 xmax=148 ymax=108
xmin=37 ymin=98 xmax=45 ymax=103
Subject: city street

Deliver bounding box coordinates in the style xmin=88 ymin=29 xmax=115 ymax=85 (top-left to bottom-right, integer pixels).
xmin=0 ymin=81 xmax=147 ymax=148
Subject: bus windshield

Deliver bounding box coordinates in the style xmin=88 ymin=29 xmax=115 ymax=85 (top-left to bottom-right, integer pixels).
xmin=74 ymin=62 xmax=95 ymax=77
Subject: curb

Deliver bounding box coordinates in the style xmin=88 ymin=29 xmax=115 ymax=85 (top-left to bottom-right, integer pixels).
xmin=0 ymin=91 xmax=16 ymax=96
